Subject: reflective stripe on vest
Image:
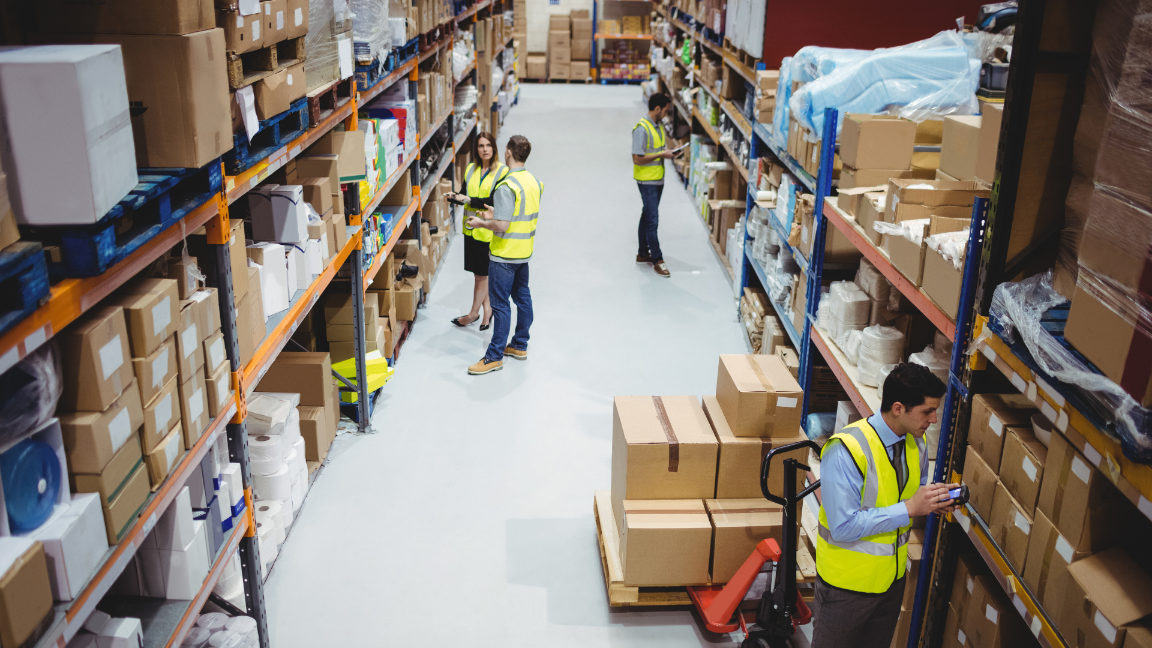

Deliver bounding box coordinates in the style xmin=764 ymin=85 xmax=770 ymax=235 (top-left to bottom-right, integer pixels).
xmin=490 ymin=169 xmax=543 ymax=261
xmin=633 ymin=118 xmax=666 ymax=182
xmin=815 ymin=418 xmax=922 ymax=594
xmin=461 ymin=162 xmax=509 ymax=243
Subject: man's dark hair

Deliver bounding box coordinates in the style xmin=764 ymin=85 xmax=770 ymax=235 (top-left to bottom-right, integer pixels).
xmin=649 ymin=93 xmax=671 ymax=112
xmin=881 ymin=363 xmax=946 ymax=413
xmin=507 ymin=135 xmax=531 ymax=163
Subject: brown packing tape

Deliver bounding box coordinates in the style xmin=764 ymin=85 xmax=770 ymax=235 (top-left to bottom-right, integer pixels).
xmin=652 ymin=396 xmax=679 ymax=472
xmin=747 ymin=355 xmax=773 ymax=391
xmin=1053 ymin=446 xmax=1072 ymax=530
xmin=713 ymin=508 xmax=776 ymax=514
xmin=627 ymin=509 xmax=705 ymax=515
xmin=1036 ymin=529 xmax=1057 ymax=603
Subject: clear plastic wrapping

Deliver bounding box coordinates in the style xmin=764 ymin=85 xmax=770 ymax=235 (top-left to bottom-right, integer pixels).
xmin=350 ymin=0 xmax=393 ymax=64
xmin=305 ymin=0 xmax=351 ymax=91
xmin=841 ymin=328 xmax=863 ymax=364
xmin=926 ymin=228 xmax=970 ymax=270
xmin=873 ymin=218 xmax=930 ymax=245
xmin=981 ymin=271 xmax=1152 ymax=459
xmin=789 ymin=31 xmax=981 ymax=137
xmin=0 ymin=343 xmax=62 ymax=446
xmin=807 ymin=412 xmax=837 ymax=440
xmin=855 ymin=258 xmax=891 ymax=302
xmin=829 ymin=281 xmax=871 ymax=325
xmin=910 ymin=345 xmax=949 ymax=384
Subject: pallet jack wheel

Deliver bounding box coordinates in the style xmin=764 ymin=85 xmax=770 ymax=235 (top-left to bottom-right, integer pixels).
xmin=740 ymin=636 xmax=792 ymax=648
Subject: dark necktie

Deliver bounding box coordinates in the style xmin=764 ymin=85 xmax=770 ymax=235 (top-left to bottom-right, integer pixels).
xmin=892 ymin=441 xmax=907 ymax=493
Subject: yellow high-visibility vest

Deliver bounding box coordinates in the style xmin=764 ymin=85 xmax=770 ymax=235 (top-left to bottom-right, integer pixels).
xmin=816 ymin=418 xmax=923 ymax=594
xmin=461 ymin=161 xmax=508 ymax=243
xmin=489 ymin=169 xmax=542 ymax=262
xmin=633 ymin=117 xmax=666 ymax=182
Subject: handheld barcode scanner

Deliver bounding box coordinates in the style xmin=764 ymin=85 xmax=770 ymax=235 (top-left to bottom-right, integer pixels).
xmin=689 ymin=439 xmax=821 ymax=648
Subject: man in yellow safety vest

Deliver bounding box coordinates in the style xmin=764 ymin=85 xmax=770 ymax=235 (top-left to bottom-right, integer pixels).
xmin=812 ymin=363 xmax=958 ymax=648
xmin=632 ymin=93 xmax=679 ymax=278
xmin=464 ymin=135 xmax=543 ymax=376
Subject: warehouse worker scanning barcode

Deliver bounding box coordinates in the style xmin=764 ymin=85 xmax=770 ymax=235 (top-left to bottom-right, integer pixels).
xmin=812 ymin=363 xmax=960 ymax=648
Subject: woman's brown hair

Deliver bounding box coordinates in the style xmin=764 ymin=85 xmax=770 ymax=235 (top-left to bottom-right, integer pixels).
xmin=472 ymin=131 xmax=500 ymax=169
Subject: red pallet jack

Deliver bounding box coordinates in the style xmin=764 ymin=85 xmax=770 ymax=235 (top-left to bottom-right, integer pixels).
xmin=688 ymin=440 xmax=822 ymax=648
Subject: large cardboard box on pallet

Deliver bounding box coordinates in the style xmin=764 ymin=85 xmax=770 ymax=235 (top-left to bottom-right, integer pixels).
xmin=703 ymin=396 xmax=805 ymax=499
xmin=610 ymin=396 xmax=718 ymax=531
xmin=705 ymin=498 xmax=783 ymax=583
xmin=49 ymin=29 xmax=233 ymax=169
xmin=620 ymin=499 xmax=712 ymax=586
xmin=35 ymin=0 xmax=214 ymax=35
xmin=715 ymin=355 xmax=803 ymax=438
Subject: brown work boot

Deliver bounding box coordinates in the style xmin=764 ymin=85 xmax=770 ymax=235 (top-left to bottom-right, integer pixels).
xmin=636 ymin=254 xmax=652 ymax=263
xmin=653 ymin=261 xmax=671 ymax=277
xmin=468 ymin=358 xmax=503 ymax=375
xmin=503 ymin=346 xmax=528 ymax=361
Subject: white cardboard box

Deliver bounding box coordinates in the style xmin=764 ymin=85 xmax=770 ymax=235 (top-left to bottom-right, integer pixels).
xmin=150 ymin=486 xmax=196 ymax=552
xmin=29 ymin=493 xmax=107 ymax=601
xmin=306 ymin=238 xmax=323 ymax=275
xmin=252 ymin=184 xmax=308 ymax=244
xmin=96 ymin=617 xmax=142 ymax=648
xmin=289 ymin=244 xmax=308 ymax=289
xmin=0 ymin=45 xmax=137 ymax=225
xmin=246 ymin=244 xmax=289 ymax=315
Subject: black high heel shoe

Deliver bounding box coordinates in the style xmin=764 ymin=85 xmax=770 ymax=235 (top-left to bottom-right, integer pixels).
xmin=451 ymin=316 xmax=475 ymax=327
xmin=479 ymin=320 xmax=491 ymax=331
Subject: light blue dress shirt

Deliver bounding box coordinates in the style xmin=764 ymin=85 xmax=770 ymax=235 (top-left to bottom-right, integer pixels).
xmin=821 ymin=414 xmax=928 ymax=542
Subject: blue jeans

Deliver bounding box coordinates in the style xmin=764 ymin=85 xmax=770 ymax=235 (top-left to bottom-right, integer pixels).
xmin=484 ymin=260 xmax=532 ymax=362
xmin=637 ymin=183 xmax=664 ymax=262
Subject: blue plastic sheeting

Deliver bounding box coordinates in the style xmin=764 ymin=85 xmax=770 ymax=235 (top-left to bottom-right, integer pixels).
xmin=788 ymin=31 xmax=980 ymax=138
xmin=790 ymin=46 xmax=869 ymax=83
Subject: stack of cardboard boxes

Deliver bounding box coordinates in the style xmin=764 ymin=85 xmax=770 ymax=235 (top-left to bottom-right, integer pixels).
xmin=570 ymin=11 xmax=592 ymax=81
xmin=548 ymin=14 xmax=571 ymax=81
xmin=255 ymin=352 xmax=341 ymax=465
xmin=751 ymin=70 xmax=779 ymax=124
xmin=305 ymin=0 xmax=354 ymax=91
xmin=609 ymin=355 xmax=807 ymax=586
xmin=219 ymin=0 xmax=310 ymax=124
xmin=957 ymin=393 xmax=1152 ymax=647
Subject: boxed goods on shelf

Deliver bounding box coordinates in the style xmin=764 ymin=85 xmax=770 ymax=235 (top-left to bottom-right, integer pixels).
xmin=59 ymin=383 xmax=143 ymax=475
xmin=57 ymin=306 xmax=135 ymax=413
xmin=28 ymin=492 xmax=107 ymax=601
xmin=145 ymin=422 xmax=185 ymax=485
xmin=0 ymin=537 xmax=54 ymax=648
xmin=883 ymin=216 xmax=969 ymax=287
xmin=0 ymin=45 xmax=138 ymax=227
xmin=963 ymin=572 xmax=1034 ymax=647
xmin=141 ymin=377 xmax=180 ymax=454
xmin=1056 ymin=548 xmax=1152 ymax=648
xmin=1036 ymin=432 xmax=1128 ymax=553
xmin=838 ymin=114 xmax=916 ymax=171
xmin=1022 ymin=510 xmax=1088 ymax=619
xmin=988 ymin=479 xmax=1032 ymax=574
xmin=968 ymin=393 xmax=1035 ymax=473
xmin=961 ymin=445 xmax=996 ymax=520
xmin=998 ymin=426 xmax=1046 ymax=516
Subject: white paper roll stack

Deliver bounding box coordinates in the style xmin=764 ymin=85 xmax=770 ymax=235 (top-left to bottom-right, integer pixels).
xmin=248 ymin=435 xmax=286 ymax=476
xmin=256 ymin=511 xmax=285 ymax=546
xmin=181 ymin=627 xmax=212 ymax=648
xmin=252 ymin=464 xmax=291 ymax=502
xmin=290 ymin=472 xmax=307 ymax=512
xmin=195 ymin=613 xmax=229 ymax=632
xmin=288 ymin=437 xmax=307 ymax=475
xmin=254 ymin=500 xmax=289 ymax=534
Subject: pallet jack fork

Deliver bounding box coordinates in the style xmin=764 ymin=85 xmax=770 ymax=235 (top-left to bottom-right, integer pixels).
xmin=688 ymin=440 xmax=822 ymax=648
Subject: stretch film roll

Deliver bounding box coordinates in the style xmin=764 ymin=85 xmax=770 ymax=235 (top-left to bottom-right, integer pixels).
xmin=0 ymin=439 xmax=61 ymax=533
xmin=252 ymin=464 xmax=291 ymax=501
xmin=755 ymin=190 xmax=777 ymax=202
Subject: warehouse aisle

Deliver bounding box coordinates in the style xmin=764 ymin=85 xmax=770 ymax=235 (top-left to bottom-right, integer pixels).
xmin=264 ymin=84 xmax=752 ymax=647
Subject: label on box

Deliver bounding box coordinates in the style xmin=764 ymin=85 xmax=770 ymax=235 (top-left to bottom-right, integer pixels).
xmin=277 ymin=10 xmax=284 ymax=30
xmin=1083 ymin=443 xmax=1102 ymax=467
xmin=287 ymin=73 xmax=294 ymax=86
xmin=99 ymin=335 xmax=124 ymax=380
xmin=989 ymin=414 xmax=1003 ymax=436
xmin=985 ymin=604 xmax=999 ymax=625
xmin=1031 ymin=616 xmax=1042 ymax=637
xmin=1055 ymin=535 xmax=1073 ymax=563
xmin=967 ymin=577 xmax=974 ymax=593
xmin=338 ymin=37 xmax=354 ymax=80
xmin=1071 ymin=456 xmax=1090 ymax=483
xmin=238 ymin=0 xmax=258 ymax=13
xmin=216 ymin=374 xmax=229 ymax=404
xmin=1014 ymin=511 xmax=1031 ymax=533
xmin=153 ymin=297 xmax=172 ymax=336
xmin=156 ymin=393 xmax=173 ymax=432
xmin=165 ymin=435 xmax=180 ymax=471
xmin=957 ymin=630 xmax=966 ymax=644
xmin=264 ymin=3 xmax=270 ymax=14
xmin=236 ymin=15 xmax=244 ymax=27
xmin=152 ymin=347 xmax=169 ymax=387
xmin=295 ymin=7 xmax=303 ymax=25
xmin=252 ymin=20 xmax=261 ymax=41
xmin=191 ymin=389 xmax=204 ymax=422
xmin=209 ymin=338 xmax=225 ymax=370
xmin=778 ymin=397 xmax=798 ymax=408
xmin=1022 ymin=457 xmax=1037 ymax=481
xmin=182 ymin=325 xmax=198 ymax=358
xmin=110 ymin=406 xmax=132 ymax=449
xmin=1094 ymin=611 xmax=1117 ymax=643
xmin=237 ymin=86 xmax=259 ymax=143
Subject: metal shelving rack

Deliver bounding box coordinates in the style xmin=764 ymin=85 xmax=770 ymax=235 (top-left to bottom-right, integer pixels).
xmin=20 ymin=0 xmax=518 ymax=642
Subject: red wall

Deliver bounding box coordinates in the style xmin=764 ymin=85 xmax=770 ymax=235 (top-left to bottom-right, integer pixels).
xmin=760 ymin=1 xmax=990 ymax=70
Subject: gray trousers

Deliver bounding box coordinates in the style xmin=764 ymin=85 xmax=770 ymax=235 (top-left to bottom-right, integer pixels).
xmin=810 ymin=575 xmax=905 ymax=648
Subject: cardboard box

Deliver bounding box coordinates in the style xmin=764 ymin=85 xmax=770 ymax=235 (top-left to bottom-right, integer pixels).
xmin=1037 ymin=432 xmax=1127 ymax=552
xmin=950 ymin=552 xmax=989 ymax=626
xmin=610 ymin=396 xmax=718 ymax=530
xmin=839 ymin=167 xmax=933 ymax=190
xmin=715 ymin=355 xmax=803 ymax=438
xmin=548 ymin=15 xmax=570 ymax=31
xmin=884 ymin=216 xmax=969 ymax=287
xmin=703 ymin=396 xmax=805 ymax=499
xmin=839 ymin=114 xmax=916 ymax=170
xmin=104 ymin=464 xmax=149 ymax=543
xmin=256 ymin=352 xmax=334 ymax=408
xmin=856 ymin=191 xmax=887 ymax=246
xmin=36 ymin=0 xmax=213 ymax=35
xmin=620 ymin=499 xmax=712 ymax=586
xmin=0 ymin=538 xmax=54 ymax=648
xmin=142 ymin=376 xmax=180 ymax=454
xmin=999 ymin=427 xmax=1046 ymax=516
xmin=71 ymin=430 xmax=142 ymax=507
xmin=299 ymin=405 xmax=333 ymax=462
xmin=902 ymin=535 xmax=926 ymax=609
xmin=206 ymin=365 xmax=231 ymax=418
xmin=131 ymin=334 xmax=178 ymax=408
xmin=29 ymin=493 xmax=108 ymax=601
xmin=219 ymin=9 xmax=264 ymax=53
xmin=705 ymin=498 xmax=782 ymax=583
xmin=988 ymin=479 xmax=1032 ymax=574
xmin=179 ymin=372 xmax=209 ymax=448
xmin=147 ymin=424 xmax=185 ymax=486
xmin=550 ymin=46 xmax=571 ymax=65
xmin=1023 ymin=509 xmax=1089 ymax=618
xmin=394 ymin=278 xmax=418 ymax=320
xmin=526 ymin=54 xmax=547 ymax=79
xmin=965 ymin=573 xmax=1032 ymax=648
xmin=942 ymin=604 xmax=969 ymax=648
xmin=58 ymin=305 xmax=135 ymax=412
xmin=175 ymin=302 xmax=206 ymax=383
xmin=59 ymin=380 xmax=143 ymax=474
xmin=961 ymin=444 xmax=997 ymax=521
xmin=55 ymin=29 xmax=232 ymax=169
xmin=883 ymin=179 xmax=990 ymax=223
xmin=1058 ymin=548 xmax=1152 ymax=648
xmin=110 ymin=278 xmax=181 ymax=358
xmin=254 ymin=68 xmax=291 ymax=120
xmin=967 ymin=394 xmax=1035 ymax=473
xmin=913 ymin=119 xmax=943 ymax=171
xmin=976 ymin=104 xmax=1002 ymax=184
xmin=300 ymin=177 xmax=333 ymax=215
xmin=1065 ymin=285 xmax=1152 ymax=407
xmin=940 ymin=115 xmax=983 ymax=182
xmin=202 ymin=330 xmax=227 ymax=378
xmin=921 ymin=246 xmax=964 ymax=321
xmin=570 ymin=60 xmax=590 ymax=80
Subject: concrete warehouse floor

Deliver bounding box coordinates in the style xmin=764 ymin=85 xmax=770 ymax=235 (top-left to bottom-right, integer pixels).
xmin=263 ymin=83 xmax=810 ymax=647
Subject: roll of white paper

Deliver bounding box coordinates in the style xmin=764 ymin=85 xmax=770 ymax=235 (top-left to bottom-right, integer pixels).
xmin=289 ymin=437 xmax=307 ymax=474
xmin=755 ymin=190 xmax=776 ymax=202
xmin=195 ymin=613 xmax=229 ymax=631
xmin=225 ymin=617 xmax=258 ymax=643
xmin=286 ymin=448 xmax=300 ymax=485
xmin=290 ymin=472 xmax=307 ymax=512
xmin=256 ymin=511 xmax=284 ymax=546
xmin=249 ymin=435 xmax=286 ymax=476
xmin=181 ymin=627 xmax=212 ymax=648
xmin=253 ymin=499 xmax=285 ymax=532
xmin=252 ymin=464 xmax=291 ymax=501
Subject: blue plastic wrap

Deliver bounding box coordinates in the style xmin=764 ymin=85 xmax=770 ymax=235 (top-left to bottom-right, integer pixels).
xmin=0 ymin=438 xmax=61 ymax=533
xmin=788 ymin=31 xmax=981 ymax=138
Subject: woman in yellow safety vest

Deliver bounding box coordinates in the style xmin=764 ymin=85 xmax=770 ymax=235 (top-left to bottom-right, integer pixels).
xmin=446 ymin=131 xmax=508 ymax=330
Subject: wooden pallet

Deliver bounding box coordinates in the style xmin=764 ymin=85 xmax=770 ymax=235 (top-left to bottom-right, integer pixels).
xmin=593 ymin=491 xmax=818 ymax=608
xmin=722 ymin=37 xmax=758 ymax=70
xmin=0 ymin=242 xmax=50 ymax=336
xmin=227 ymin=36 xmax=306 ymax=89
xmin=224 ymin=98 xmax=309 ymax=174
xmin=306 ymin=77 xmax=354 ymax=125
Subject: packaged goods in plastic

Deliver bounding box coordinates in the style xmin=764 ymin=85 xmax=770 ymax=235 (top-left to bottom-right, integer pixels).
xmin=305 ymin=0 xmax=353 ymax=91
xmin=0 ymin=344 xmax=62 ymax=446
xmin=350 ymin=0 xmax=393 ymax=65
